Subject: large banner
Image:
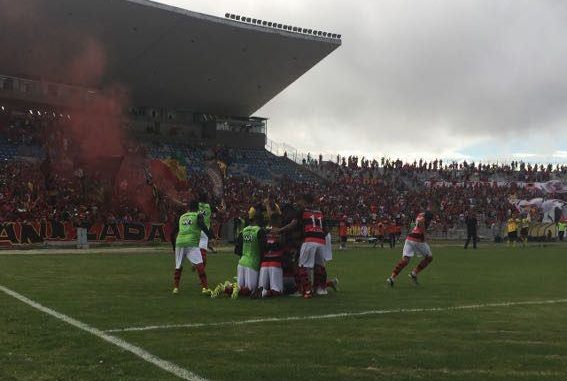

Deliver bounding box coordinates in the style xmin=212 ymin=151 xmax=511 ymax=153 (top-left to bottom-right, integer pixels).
xmin=510 ymin=198 xmax=567 ymax=223
xmin=0 ymin=221 xmax=172 ymax=247
xmin=346 ymin=224 xmax=400 ymax=238
xmin=528 ymin=223 xmax=558 ymax=240
xmin=525 ymin=180 xmax=567 ymax=194
xmin=347 ymin=224 xmax=376 ymax=238
xmin=425 ymin=180 xmax=567 ymax=194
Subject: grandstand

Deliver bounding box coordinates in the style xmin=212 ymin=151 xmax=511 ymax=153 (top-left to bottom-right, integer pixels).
xmin=0 ymin=0 xmax=566 ymax=247
xmin=0 ymin=0 xmax=339 ymax=238
xmin=3 ymin=4 xmax=567 ymax=381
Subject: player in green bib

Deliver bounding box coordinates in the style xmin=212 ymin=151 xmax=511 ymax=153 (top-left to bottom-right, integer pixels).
xmin=173 ymin=200 xmax=212 ymax=295
xmin=208 ymin=207 xmax=266 ymax=299
xmin=211 ymin=208 xmax=267 ymax=299
xmin=233 ymin=207 xmax=266 ymax=297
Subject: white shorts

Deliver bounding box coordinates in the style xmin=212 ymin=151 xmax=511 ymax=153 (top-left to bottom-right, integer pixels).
xmin=199 ymin=231 xmax=208 ymax=250
xmin=237 ymin=265 xmax=258 ymax=291
xmin=322 ymin=233 xmax=333 ymax=262
xmin=175 ymin=246 xmax=203 ymax=269
xmin=402 ymin=239 xmax=432 ymax=258
xmin=299 ymin=242 xmax=326 ymax=268
xmin=258 ymin=266 xmax=283 ymax=292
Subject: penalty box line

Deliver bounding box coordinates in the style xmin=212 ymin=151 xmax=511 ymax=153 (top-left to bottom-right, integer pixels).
xmin=105 ymin=298 xmax=567 ymax=333
xmin=0 ymin=285 xmax=208 ymax=381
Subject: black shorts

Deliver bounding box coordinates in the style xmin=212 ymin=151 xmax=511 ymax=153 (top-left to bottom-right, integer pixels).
xmin=520 ymin=228 xmax=529 ymax=237
xmin=377 ymin=235 xmax=384 ymax=240
xmin=508 ymin=231 xmax=518 ymax=240
xmin=340 ymin=236 xmax=347 ymax=243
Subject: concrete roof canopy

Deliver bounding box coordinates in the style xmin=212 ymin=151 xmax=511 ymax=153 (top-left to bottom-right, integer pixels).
xmin=0 ymin=0 xmax=341 ymax=116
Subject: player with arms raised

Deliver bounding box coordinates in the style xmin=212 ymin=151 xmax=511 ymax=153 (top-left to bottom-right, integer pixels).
xmin=386 ymin=203 xmax=435 ymax=287
xmin=172 ymin=200 xmax=212 ymax=294
xmin=198 ymin=192 xmax=213 ymax=266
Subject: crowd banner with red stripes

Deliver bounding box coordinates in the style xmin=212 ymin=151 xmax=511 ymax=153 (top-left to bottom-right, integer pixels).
xmin=344 ymin=224 xmax=401 ymax=238
xmin=425 ymin=180 xmax=567 ymax=194
xmin=0 ymin=221 xmax=172 ymax=247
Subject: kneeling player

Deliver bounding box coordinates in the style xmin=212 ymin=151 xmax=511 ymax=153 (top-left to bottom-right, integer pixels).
xmin=313 ymin=229 xmax=339 ymax=295
xmin=210 ymin=210 xmax=266 ymax=299
xmin=387 ymin=209 xmax=434 ymax=286
xmin=172 ymin=200 xmax=212 ymax=294
xmin=235 ymin=209 xmax=266 ymax=297
xmin=259 ymin=214 xmax=285 ymax=297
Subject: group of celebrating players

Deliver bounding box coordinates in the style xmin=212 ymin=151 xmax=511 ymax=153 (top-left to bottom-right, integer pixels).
xmin=171 ymin=193 xmax=435 ymax=299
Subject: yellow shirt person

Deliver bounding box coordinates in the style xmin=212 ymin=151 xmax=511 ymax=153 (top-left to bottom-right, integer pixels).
xmin=506 ymin=218 xmax=518 ymax=233
xmin=507 ymin=218 xmax=519 ymax=247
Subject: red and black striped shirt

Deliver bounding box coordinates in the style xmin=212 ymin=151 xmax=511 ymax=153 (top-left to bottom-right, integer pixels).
xmin=301 ymin=208 xmax=326 ymax=245
xmin=261 ymin=231 xmax=285 ymax=268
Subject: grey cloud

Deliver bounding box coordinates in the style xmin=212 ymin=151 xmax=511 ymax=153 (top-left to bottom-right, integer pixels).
xmin=165 ymin=0 xmax=567 ymax=158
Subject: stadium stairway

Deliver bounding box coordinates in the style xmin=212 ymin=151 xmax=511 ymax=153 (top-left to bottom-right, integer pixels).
xmin=227 ymin=148 xmax=322 ymax=183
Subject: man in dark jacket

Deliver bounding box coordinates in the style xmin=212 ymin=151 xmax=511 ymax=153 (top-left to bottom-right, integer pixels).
xmin=464 ymin=210 xmax=478 ymax=249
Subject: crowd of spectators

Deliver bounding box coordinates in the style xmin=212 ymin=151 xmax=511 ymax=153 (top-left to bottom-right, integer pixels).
xmin=1 ymin=110 xmax=566 ymax=233
xmin=2 ymin=152 xmax=566 ymax=231
xmin=0 ymin=111 xmax=152 ymax=225
xmin=217 ymin=172 xmax=566 ymax=232
xmin=315 ymin=155 xmax=567 ymax=183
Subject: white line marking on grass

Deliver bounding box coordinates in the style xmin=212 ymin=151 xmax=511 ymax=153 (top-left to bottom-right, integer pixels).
xmin=105 ymin=298 xmax=567 ymax=333
xmin=0 ymin=285 xmax=207 ymax=381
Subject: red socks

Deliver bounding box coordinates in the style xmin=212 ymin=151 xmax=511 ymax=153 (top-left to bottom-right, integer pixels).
xmin=195 ymin=263 xmax=208 ymax=288
xmin=297 ymin=267 xmax=312 ymax=296
xmin=174 ymin=262 xmax=210 ymax=290
xmin=314 ymin=265 xmax=327 ymax=290
xmin=174 ymin=267 xmax=183 ymax=288
xmin=391 ymin=258 xmax=409 ymax=278
xmin=389 ymin=256 xmax=433 ymax=279
xmin=200 ymin=249 xmax=207 ymax=268
xmin=413 ymin=256 xmax=433 ymax=274
xmin=239 ymin=287 xmax=251 ymax=296
xmin=223 ymin=285 xmax=233 ymax=296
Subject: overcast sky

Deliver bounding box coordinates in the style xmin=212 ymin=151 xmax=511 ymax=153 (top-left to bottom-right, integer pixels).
xmin=162 ymin=0 xmax=567 ymax=162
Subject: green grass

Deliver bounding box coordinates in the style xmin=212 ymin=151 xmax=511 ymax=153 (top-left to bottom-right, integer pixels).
xmin=1 ymin=244 xmax=567 ymax=381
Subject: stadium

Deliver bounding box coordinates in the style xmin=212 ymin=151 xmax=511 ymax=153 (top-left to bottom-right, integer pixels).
xmin=1 ymin=1 xmax=567 ymax=381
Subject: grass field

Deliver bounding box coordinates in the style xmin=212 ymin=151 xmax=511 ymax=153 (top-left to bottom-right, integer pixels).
xmin=2 ymin=243 xmax=567 ymax=381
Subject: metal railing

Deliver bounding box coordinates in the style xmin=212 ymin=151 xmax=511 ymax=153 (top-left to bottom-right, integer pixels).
xmin=265 ymin=138 xmax=337 ymax=165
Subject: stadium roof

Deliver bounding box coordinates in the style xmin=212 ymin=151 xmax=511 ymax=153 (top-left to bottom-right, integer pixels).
xmin=0 ymin=0 xmax=341 ymax=116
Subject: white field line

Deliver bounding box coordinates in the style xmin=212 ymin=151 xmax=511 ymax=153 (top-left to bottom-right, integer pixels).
xmin=0 ymin=285 xmax=207 ymax=381
xmin=105 ymin=298 xmax=567 ymax=333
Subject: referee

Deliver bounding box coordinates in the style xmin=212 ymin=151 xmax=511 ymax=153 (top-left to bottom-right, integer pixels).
xmin=464 ymin=210 xmax=478 ymax=250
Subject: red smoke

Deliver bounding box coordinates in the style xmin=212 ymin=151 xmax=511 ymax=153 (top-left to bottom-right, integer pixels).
xmin=0 ymin=1 xmax=185 ymax=220
xmin=66 ymin=38 xmax=108 ymax=87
